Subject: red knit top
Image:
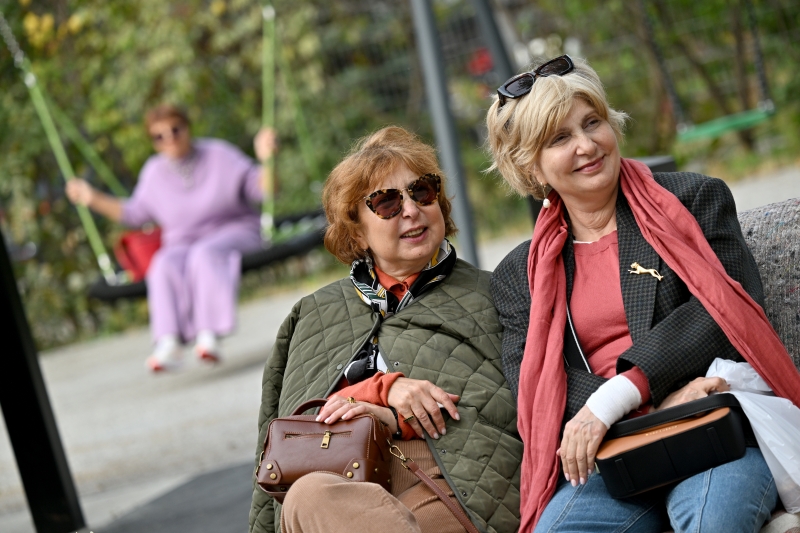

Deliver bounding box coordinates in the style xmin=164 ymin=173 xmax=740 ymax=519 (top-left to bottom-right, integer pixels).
xmin=571 ymin=231 xmax=650 ymax=403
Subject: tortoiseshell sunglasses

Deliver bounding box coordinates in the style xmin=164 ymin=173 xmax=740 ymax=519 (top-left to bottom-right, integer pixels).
xmin=363 ymin=173 xmax=441 ymax=219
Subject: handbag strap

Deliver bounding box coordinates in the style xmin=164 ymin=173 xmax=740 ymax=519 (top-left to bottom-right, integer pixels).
xmin=389 ymin=441 xmax=480 ymax=533
xmin=604 ymin=392 xmax=742 ymax=439
xmin=290 ymin=398 xmax=329 ymax=416
xmin=406 ymin=459 xmax=480 ymax=533
xmin=563 ymin=304 xmax=591 ymax=372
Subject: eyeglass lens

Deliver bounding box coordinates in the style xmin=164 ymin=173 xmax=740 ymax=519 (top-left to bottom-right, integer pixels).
xmin=152 ymin=125 xmax=183 ymax=143
xmin=536 ymin=56 xmax=572 ymax=76
xmin=368 ymin=175 xmax=440 ymax=219
xmin=504 ymin=76 xmax=534 ymax=99
xmin=498 ymin=55 xmax=573 ymax=105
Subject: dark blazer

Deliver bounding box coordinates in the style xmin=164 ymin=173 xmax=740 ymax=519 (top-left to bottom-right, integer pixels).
xmin=491 ymin=172 xmax=765 ymax=423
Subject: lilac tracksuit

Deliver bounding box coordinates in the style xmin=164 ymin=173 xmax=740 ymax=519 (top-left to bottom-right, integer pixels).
xmin=122 ymin=138 xmax=263 ymax=343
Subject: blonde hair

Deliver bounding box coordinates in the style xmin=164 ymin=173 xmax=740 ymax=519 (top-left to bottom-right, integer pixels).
xmin=486 ymin=56 xmax=628 ymax=199
xmin=322 ymin=126 xmax=457 ymax=264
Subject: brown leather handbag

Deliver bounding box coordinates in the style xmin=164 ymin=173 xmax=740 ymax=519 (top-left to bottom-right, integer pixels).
xmin=255 ymin=398 xmax=394 ymax=503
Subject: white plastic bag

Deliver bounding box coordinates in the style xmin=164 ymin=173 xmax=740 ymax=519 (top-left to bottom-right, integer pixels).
xmin=706 ymin=358 xmax=800 ymax=513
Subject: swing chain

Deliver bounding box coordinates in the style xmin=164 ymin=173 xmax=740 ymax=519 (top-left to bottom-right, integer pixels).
xmin=0 ymin=11 xmax=26 ymax=68
xmin=1 ymin=10 xmax=119 ymax=284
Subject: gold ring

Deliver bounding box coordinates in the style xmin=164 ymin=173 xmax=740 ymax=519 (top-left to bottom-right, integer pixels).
xmin=347 ymin=397 xmax=357 ymax=404
xmin=403 ymin=415 xmax=416 ymax=423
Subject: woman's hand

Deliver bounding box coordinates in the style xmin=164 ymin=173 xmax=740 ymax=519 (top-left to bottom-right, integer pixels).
xmin=64 ymin=178 xmax=124 ymax=221
xmin=65 ymin=178 xmax=96 ymax=207
xmin=655 ymin=377 xmax=729 ymax=411
xmin=559 ymin=405 xmax=607 ymax=486
xmin=387 ymin=377 xmax=460 ymax=439
xmin=254 ymin=127 xmax=278 ymax=162
xmin=316 ymin=395 xmax=396 ymax=432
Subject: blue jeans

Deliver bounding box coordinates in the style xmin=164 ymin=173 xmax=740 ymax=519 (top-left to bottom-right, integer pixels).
xmin=535 ymin=447 xmax=777 ymax=533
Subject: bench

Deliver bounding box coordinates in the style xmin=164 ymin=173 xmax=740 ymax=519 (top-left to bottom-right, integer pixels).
xmin=738 ymin=198 xmax=800 ymax=532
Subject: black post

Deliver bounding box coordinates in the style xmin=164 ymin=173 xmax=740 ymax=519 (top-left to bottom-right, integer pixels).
xmin=469 ymin=0 xmax=542 ymax=227
xmin=469 ymin=0 xmax=514 ymax=81
xmin=0 ymin=232 xmax=86 ymax=533
xmin=410 ymin=0 xmax=480 ymax=267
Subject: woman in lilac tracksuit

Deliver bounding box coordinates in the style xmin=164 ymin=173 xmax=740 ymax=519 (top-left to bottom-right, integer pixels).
xmin=66 ymin=104 xmax=276 ymax=371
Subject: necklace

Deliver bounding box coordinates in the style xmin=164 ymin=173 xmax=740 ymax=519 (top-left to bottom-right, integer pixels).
xmin=170 ymin=148 xmax=197 ymax=189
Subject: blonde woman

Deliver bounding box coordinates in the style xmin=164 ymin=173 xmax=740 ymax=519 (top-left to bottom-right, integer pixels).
xmin=486 ymin=55 xmax=800 ymax=532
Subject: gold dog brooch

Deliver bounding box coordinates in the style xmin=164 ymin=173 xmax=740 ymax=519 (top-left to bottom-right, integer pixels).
xmin=628 ymin=262 xmax=663 ymax=281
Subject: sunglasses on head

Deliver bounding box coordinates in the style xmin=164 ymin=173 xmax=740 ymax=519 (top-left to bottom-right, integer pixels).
xmin=150 ymin=124 xmax=185 ymax=144
xmin=497 ymin=55 xmax=575 ymax=107
xmin=364 ymin=173 xmax=441 ymax=219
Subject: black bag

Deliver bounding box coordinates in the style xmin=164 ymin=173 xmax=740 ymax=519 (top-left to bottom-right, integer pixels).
xmin=595 ymin=393 xmax=747 ymax=498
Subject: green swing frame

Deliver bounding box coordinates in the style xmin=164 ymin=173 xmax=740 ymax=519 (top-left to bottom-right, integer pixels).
xmin=675 ymin=106 xmax=775 ymax=143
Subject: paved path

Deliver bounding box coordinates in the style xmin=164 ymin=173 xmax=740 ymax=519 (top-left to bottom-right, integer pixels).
xmin=1 ymin=166 xmax=798 ymax=532
xmin=727 ymin=166 xmax=800 ymax=212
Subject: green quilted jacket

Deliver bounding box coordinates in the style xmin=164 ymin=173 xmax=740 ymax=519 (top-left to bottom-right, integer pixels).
xmin=248 ymin=259 xmax=522 ymax=533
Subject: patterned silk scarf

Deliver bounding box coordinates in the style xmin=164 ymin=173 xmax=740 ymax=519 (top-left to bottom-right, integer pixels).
xmin=345 ymin=239 xmax=456 ymax=384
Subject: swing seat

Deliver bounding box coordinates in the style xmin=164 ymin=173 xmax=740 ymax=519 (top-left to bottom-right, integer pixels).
xmin=87 ymin=209 xmax=327 ymax=302
xmin=676 ymin=106 xmax=775 ymax=143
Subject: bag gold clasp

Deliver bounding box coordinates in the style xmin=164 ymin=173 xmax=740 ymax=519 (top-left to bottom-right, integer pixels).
xmin=254 ymin=450 xmax=264 ymax=477
xmin=388 ymin=439 xmax=412 ymax=470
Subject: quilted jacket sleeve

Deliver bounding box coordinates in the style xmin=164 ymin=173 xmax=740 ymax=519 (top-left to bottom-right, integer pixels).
xmin=617 ymin=173 xmax=765 ymax=405
xmin=248 ymin=301 xmax=300 ymax=533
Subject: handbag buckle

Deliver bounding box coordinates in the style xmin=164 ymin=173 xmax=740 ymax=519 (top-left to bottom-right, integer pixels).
xmin=321 ymin=430 xmax=332 ymax=449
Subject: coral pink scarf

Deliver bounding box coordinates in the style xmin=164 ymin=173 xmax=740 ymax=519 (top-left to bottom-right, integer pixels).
xmin=517 ymin=158 xmax=800 ymax=531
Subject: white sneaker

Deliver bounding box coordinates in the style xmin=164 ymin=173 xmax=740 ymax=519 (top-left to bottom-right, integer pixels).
xmin=194 ymin=330 xmax=221 ymax=364
xmin=145 ymin=335 xmax=183 ymax=372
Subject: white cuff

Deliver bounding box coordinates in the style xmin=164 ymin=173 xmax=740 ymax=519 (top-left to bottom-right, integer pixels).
xmin=585 ymin=375 xmax=642 ymax=429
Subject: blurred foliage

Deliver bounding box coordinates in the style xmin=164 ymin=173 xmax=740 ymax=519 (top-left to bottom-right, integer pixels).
xmin=0 ymin=0 xmax=798 ymax=349
xmin=497 ymin=0 xmax=800 ymax=159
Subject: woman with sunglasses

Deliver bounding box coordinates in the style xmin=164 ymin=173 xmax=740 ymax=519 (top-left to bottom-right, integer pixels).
xmin=66 ymin=104 xmax=277 ymax=370
xmin=486 ymin=55 xmax=800 ymax=532
xmin=248 ymin=126 xmax=522 ymax=533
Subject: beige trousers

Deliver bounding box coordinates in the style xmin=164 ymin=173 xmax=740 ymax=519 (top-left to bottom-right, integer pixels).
xmin=280 ymin=440 xmax=468 ymax=533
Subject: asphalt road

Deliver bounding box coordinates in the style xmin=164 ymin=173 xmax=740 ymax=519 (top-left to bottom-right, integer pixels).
xmin=1 ymin=166 xmax=799 ymax=533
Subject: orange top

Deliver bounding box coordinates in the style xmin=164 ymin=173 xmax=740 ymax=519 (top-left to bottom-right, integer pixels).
xmin=374 ymin=265 xmax=420 ymax=301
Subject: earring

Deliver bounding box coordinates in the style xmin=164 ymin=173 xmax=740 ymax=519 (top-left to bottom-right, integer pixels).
xmin=538 ymin=182 xmax=551 ymax=208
